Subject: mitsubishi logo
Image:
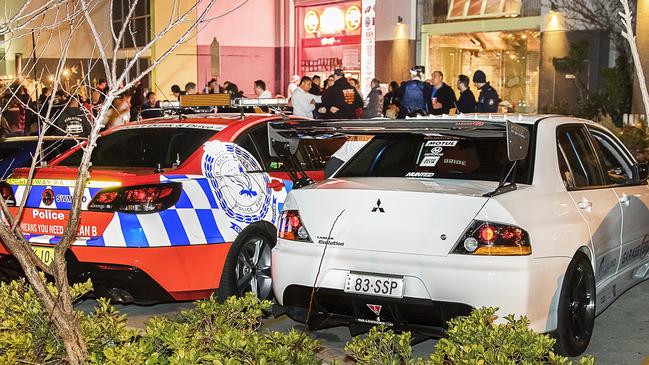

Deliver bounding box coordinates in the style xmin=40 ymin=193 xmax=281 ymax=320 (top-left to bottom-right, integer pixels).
xmin=371 ymin=199 xmax=385 ymax=213
xmin=367 ymin=304 xmax=382 ymax=317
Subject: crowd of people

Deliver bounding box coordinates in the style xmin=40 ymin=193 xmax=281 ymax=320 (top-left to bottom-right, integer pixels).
xmin=281 ymin=65 xmax=500 ymax=121
xmin=0 ymin=65 xmax=500 ymax=139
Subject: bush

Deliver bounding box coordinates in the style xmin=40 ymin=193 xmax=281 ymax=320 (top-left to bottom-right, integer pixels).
xmin=0 ymin=278 xmax=321 ymax=365
xmin=1 ymin=278 xmax=598 ymax=365
xmin=345 ymin=308 xmax=595 ymax=365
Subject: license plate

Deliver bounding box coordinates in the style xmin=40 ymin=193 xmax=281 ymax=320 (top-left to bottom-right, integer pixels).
xmin=32 ymin=246 xmax=54 ymax=266
xmin=344 ymin=273 xmax=404 ymax=298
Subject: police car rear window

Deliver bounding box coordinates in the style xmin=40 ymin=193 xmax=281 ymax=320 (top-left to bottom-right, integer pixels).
xmin=59 ymin=128 xmax=217 ymax=168
xmin=335 ymin=132 xmax=534 ymax=184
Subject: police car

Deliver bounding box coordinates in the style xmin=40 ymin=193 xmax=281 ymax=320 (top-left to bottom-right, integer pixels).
xmin=0 ymin=96 xmax=344 ymax=304
xmin=270 ymin=115 xmax=649 ymax=356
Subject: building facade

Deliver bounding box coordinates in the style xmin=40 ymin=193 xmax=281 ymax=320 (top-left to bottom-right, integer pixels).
xmin=2 ymin=0 xmax=623 ymax=112
xmin=419 ymin=0 xmax=614 ymax=114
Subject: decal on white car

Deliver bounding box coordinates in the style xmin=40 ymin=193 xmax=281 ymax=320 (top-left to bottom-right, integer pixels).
xmin=419 ymin=156 xmax=440 ymax=167
xmin=425 ymin=140 xmax=458 ymax=147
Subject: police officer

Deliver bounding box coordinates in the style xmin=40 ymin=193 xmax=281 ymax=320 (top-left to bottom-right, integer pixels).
xmin=472 ymin=70 xmax=500 ymax=113
xmin=397 ymin=65 xmax=432 ymax=118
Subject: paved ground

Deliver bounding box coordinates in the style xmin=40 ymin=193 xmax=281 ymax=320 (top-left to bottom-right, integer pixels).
xmin=76 ymin=280 xmax=649 ymax=364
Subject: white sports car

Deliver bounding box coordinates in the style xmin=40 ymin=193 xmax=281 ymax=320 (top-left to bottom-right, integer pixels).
xmin=269 ymin=116 xmax=649 ymax=356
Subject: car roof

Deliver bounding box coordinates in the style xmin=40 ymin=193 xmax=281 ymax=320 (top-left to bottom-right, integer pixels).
xmin=136 ymin=113 xmax=277 ymax=126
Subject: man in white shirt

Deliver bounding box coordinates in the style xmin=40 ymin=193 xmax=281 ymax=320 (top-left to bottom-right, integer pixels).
xmin=287 ymin=75 xmax=300 ymax=101
xmin=292 ymin=76 xmax=322 ymax=118
xmin=254 ymin=80 xmax=273 ymax=98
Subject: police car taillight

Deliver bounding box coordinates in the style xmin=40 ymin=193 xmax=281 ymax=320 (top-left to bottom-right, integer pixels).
xmin=88 ymin=183 xmax=182 ymax=213
xmin=0 ymin=182 xmax=15 ymax=206
xmin=452 ymin=221 xmax=531 ymax=256
xmin=278 ymin=210 xmax=311 ymax=242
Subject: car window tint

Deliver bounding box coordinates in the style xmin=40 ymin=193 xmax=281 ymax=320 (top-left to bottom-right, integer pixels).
xmin=59 ymin=128 xmax=217 ymax=168
xmin=556 ymin=127 xmax=605 ymax=189
xmin=589 ymin=130 xmax=634 ymax=185
xmin=336 ymin=132 xmax=534 ymax=184
xmin=237 ymin=124 xmax=346 ymax=172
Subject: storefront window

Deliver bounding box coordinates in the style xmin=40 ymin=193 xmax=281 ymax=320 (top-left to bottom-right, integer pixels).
xmin=427 ymin=30 xmax=540 ymax=113
xmin=296 ymin=1 xmax=362 ymax=81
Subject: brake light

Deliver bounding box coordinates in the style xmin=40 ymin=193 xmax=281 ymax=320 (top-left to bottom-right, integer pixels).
xmin=0 ymin=182 xmax=15 ymax=206
xmin=453 ymin=221 xmax=531 ymax=256
xmin=479 ymin=225 xmax=496 ymax=242
xmin=88 ymin=183 xmax=182 ymax=213
xmin=278 ymin=210 xmax=311 ymax=242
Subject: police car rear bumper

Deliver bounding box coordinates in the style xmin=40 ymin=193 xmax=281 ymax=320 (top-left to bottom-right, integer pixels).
xmin=0 ymin=242 xmax=233 ymax=304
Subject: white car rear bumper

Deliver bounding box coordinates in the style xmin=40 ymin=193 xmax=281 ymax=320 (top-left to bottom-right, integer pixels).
xmin=272 ymin=239 xmax=571 ymax=333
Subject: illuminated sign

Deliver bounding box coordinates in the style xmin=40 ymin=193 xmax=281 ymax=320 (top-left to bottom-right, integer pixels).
xmin=304 ymin=10 xmax=319 ymax=33
xmin=303 ymin=4 xmax=362 ymax=35
xmin=448 ymin=0 xmax=521 ymax=20
xmin=346 ymin=5 xmax=362 ymax=31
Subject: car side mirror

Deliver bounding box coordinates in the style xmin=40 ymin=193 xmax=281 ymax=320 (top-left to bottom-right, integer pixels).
xmin=635 ymin=162 xmax=649 ymax=183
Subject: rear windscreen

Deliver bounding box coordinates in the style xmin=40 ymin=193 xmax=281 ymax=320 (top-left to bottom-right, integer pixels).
xmin=59 ymin=128 xmax=217 ymax=168
xmin=335 ymin=131 xmax=534 ymax=184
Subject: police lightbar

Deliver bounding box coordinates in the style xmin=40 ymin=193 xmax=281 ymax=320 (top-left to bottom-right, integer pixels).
xmin=179 ymin=93 xmax=231 ymax=108
xmin=232 ymin=98 xmax=289 ymax=107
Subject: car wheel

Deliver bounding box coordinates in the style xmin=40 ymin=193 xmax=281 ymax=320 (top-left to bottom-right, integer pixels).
xmin=217 ymin=228 xmax=274 ymax=301
xmin=554 ymin=251 xmax=596 ymax=357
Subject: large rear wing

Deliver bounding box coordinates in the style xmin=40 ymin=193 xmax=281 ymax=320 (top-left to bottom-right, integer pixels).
xmin=268 ymin=118 xmax=530 ymax=162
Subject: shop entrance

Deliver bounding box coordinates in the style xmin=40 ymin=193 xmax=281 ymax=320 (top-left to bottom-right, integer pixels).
xmin=428 ymin=30 xmax=540 ymax=113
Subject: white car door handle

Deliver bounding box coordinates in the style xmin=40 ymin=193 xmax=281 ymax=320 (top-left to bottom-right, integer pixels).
xmin=578 ymin=200 xmax=592 ymax=210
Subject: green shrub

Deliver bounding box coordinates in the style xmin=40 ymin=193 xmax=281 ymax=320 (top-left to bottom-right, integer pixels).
xmin=0 ymin=278 xmax=321 ymax=364
xmin=1 ymin=278 xmax=599 ymax=365
xmin=345 ymin=325 xmax=425 ymax=365
xmin=89 ymin=294 xmax=322 ymax=365
xmin=0 ymin=277 xmax=138 ymax=365
xmin=345 ymin=308 xmax=595 ymax=365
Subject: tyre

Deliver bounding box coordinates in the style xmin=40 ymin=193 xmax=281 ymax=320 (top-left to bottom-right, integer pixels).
xmin=217 ymin=227 xmax=275 ymax=301
xmin=554 ymin=251 xmax=596 ymax=357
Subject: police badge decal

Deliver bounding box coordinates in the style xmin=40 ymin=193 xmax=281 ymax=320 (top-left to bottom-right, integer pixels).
xmin=202 ymin=141 xmax=273 ymax=224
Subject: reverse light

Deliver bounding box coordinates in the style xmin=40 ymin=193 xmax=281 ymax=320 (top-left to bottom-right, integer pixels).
xmin=0 ymin=182 xmax=15 ymax=206
xmin=278 ymin=210 xmax=312 ymax=242
xmin=88 ymin=183 xmax=182 ymax=213
xmin=453 ymin=221 xmax=531 ymax=256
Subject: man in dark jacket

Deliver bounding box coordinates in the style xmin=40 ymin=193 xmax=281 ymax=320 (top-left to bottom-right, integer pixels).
xmin=51 ymin=97 xmax=92 ymax=137
xmin=429 ymin=71 xmax=456 ymax=115
xmin=321 ymin=69 xmax=363 ymax=119
xmin=363 ymin=78 xmax=383 ymax=118
xmin=456 ymin=74 xmax=476 ymax=113
xmin=473 ymin=70 xmax=500 ymax=113
xmin=397 ymin=65 xmax=431 ymax=118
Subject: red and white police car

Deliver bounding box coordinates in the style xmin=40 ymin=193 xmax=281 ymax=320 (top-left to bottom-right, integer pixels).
xmin=0 ymin=97 xmax=342 ymax=304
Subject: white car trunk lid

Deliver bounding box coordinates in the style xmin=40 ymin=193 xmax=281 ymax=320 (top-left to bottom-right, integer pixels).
xmin=294 ymin=178 xmax=496 ymax=256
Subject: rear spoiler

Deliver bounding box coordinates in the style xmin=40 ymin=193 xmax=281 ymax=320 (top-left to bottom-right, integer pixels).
xmin=268 ymin=119 xmax=530 ymax=162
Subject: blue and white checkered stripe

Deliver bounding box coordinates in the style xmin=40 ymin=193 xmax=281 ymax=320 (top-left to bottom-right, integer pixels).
xmin=17 ymin=173 xmax=294 ymax=248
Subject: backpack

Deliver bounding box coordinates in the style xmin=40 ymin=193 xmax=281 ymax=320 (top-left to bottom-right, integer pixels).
xmin=401 ymin=81 xmax=426 ymax=114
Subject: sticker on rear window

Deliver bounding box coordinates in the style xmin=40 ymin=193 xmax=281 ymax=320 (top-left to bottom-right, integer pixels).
xmin=427 ymin=147 xmax=444 ymax=156
xmin=406 ymin=172 xmax=435 ymax=178
xmin=419 ymin=156 xmax=440 ymax=167
xmin=425 ymin=140 xmax=457 ymax=147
